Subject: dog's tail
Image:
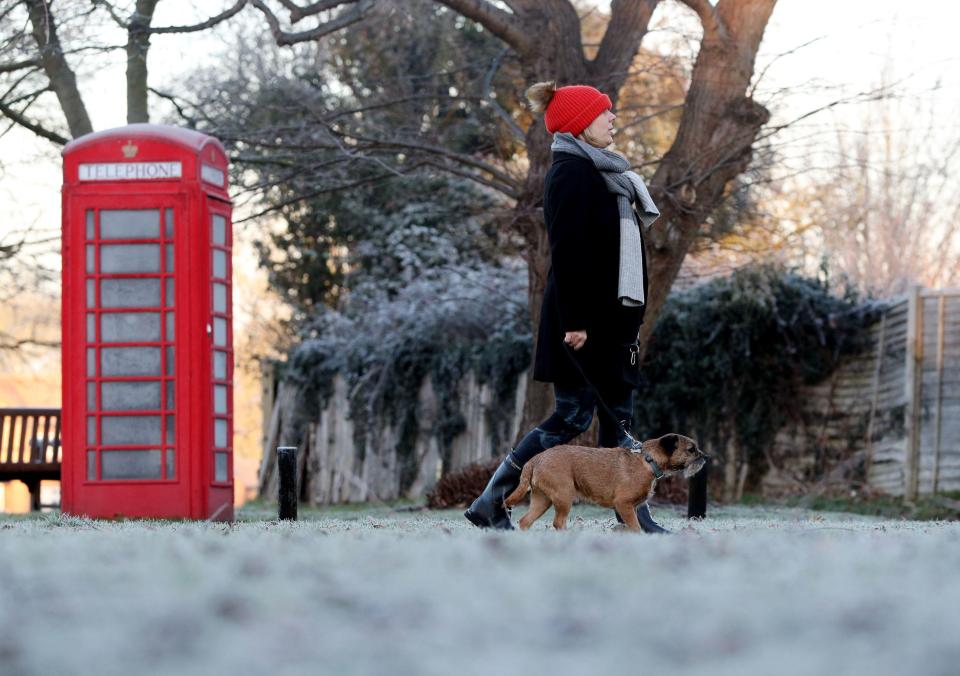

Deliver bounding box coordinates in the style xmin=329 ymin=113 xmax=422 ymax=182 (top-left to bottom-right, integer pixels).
xmin=504 ymin=461 xmax=533 ymax=507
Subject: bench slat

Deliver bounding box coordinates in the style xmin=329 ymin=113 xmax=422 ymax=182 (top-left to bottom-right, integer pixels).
xmin=0 ymin=408 xmax=63 ymax=469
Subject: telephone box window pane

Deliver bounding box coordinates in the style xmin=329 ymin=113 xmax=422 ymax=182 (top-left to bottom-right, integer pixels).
xmin=164 ymin=208 xmax=174 ymax=239
xmin=85 ymin=210 xmax=95 ymax=239
xmin=164 ymin=279 xmax=174 ymax=307
xmin=213 ymin=283 xmax=227 ymax=313
xmin=212 ymin=250 xmax=226 ymax=279
xmin=101 ymin=450 xmax=162 ymax=479
xmin=213 ymin=351 xmax=227 ymax=380
xmin=101 ymin=279 xmax=160 ymax=308
xmin=100 ymin=312 xmax=161 ymax=342
xmin=87 ymin=450 xmax=96 ymax=480
xmin=101 ymin=347 xmax=162 ymax=376
xmin=166 ymin=450 xmax=175 ymax=480
xmin=214 ymin=385 xmax=228 ymax=414
xmin=166 ymin=347 xmax=175 ymax=376
xmin=100 ymin=244 xmax=161 ymax=274
xmin=100 ymin=209 xmax=160 ymax=239
xmin=212 ymin=214 xmax=226 ymax=245
xmin=165 ymin=244 xmax=174 ymax=272
xmin=102 ymin=415 xmax=162 ymax=446
xmin=86 ymin=348 xmax=97 ymax=376
xmin=87 ymin=416 xmax=96 ymax=445
xmin=86 ymin=280 xmax=96 ymax=307
xmin=102 ymin=381 xmax=161 ymax=411
xmin=202 ymin=164 xmax=225 ymax=187
xmin=165 ymin=381 xmax=175 ymax=410
xmin=87 ymin=382 xmax=96 ymax=411
xmin=165 ymin=312 xmax=175 ymax=341
xmin=214 ymin=452 xmax=228 ymax=482
xmin=86 ymin=245 xmax=96 ymax=273
xmin=213 ymin=317 xmax=227 ymax=346
xmin=165 ymin=415 xmax=174 ymax=444
xmin=214 ymin=418 xmax=227 ymax=447
xmin=86 ymin=313 xmax=96 ymax=342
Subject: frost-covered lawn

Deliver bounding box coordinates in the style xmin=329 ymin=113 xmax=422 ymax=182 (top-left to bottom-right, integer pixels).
xmin=1 ymin=504 xmax=958 ymax=676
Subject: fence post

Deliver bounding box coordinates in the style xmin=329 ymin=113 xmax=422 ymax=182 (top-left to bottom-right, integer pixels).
xmin=904 ymin=285 xmax=923 ymax=501
xmin=932 ymin=294 xmax=945 ymax=494
xmin=277 ymin=446 xmax=298 ymax=520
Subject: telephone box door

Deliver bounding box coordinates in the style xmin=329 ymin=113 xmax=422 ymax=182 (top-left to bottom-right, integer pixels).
xmin=66 ymin=193 xmax=192 ymax=516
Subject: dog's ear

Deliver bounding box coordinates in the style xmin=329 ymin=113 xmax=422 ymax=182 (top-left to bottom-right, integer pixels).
xmin=659 ymin=433 xmax=679 ymax=455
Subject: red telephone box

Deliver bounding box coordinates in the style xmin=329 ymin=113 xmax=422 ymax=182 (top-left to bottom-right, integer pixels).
xmin=61 ymin=124 xmax=233 ymax=520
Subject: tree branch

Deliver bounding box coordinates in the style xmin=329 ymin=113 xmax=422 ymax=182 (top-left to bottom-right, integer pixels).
xmin=0 ymin=90 xmax=68 ymax=145
xmin=274 ymin=0 xmax=358 ymax=23
xmin=590 ymin=0 xmax=660 ymax=89
xmin=0 ymin=336 xmax=61 ymax=351
xmin=91 ymin=0 xmax=129 ymax=27
xmin=24 ymin=0 xmax=92 ymax=137
xmin=675 ymin=0 xmax=728 ymax=41
xmin=431 ymin=0 xmax=532 ymax=55
xmin=94 ymin=0 xmax=246 ymax=33
xmin=233 ymin=160 xmax=431 ymax=224
xmin=344 ymin=131 xmax=520 ymax=195
xmin=147 ymin=86 xmax=198 ymax=126
xmin=0 ymin=57 xmax=41 ymax=74
xmin=147 ymin=1 xmax=248 ymax=34
xmin=252 ymin=0 xmax=375 ymax=45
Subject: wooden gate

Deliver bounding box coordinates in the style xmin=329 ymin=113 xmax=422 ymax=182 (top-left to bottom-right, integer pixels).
xmin=905 ymin=287 xmax=960 ymax=499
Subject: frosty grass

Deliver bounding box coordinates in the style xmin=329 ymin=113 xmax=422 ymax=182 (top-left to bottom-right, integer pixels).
xmin=1 ymin=503 xmax=958 ymax=676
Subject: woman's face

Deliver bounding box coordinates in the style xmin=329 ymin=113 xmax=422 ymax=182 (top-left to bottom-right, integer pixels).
xmin=578 ymin=108 xmax=617 ymax=148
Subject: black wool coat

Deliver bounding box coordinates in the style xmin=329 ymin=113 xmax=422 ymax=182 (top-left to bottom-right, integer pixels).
xmin=532 ymin=150 xmax=649 ymax=391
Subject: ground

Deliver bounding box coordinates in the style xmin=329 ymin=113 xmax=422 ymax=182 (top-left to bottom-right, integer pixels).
xmin=1 ymin=503 xmax=958 ymax=676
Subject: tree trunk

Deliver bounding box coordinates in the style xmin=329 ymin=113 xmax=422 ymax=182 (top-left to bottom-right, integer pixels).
xmin=24 ymin=0 xmax=93 ymax=138
xmin=639 ymin=0 xmax=777 ymax=355
xmin=515 ymin=116 xmax=560 ymax=439
xmin=127 ymin=0 xmax=160 ymax=124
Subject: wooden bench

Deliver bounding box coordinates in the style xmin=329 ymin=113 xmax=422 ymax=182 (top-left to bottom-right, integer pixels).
xmin=0 ymin=408 xmax=62 ymax=511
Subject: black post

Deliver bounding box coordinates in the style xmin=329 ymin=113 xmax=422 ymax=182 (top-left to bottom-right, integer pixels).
xmin=687 ymin=457 xmax=709 ymax=519
xmin=277 ymin=446 xmax=298 ymax=521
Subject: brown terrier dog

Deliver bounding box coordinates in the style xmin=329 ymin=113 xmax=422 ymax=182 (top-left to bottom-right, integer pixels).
xmin=504 ymin=433 xmax=706 ymax=531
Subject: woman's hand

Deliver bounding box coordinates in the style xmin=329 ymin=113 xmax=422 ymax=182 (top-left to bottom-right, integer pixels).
xmin=564 ymin=330 xmax=587 ymax=350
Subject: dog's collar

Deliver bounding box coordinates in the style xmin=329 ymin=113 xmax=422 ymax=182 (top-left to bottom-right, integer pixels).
xmin=643 ymin=452 xmax=664 ymax=480
xmin=626 ymin=438 xmax=665 ymax=479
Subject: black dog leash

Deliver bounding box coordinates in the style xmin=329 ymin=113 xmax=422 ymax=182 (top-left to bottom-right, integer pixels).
xmin=560 ymin=338 xmax=636 ymax=441
xmin=562 ymin=340 xmax=663 ymax=477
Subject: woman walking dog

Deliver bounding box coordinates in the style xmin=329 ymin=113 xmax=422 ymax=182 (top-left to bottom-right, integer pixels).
xmin=465 ymin=81 xmax=666 ymax=533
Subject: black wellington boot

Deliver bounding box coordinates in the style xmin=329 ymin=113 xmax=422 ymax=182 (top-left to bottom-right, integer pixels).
xmin=464 ymin=453 xmax=523 ymax=530
xmin=614 ymin=503 xmax=671 ymax=534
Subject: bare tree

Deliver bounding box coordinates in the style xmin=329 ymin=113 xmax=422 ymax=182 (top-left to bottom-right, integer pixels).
xmin=808 ymin=89 xmax=960 ymax=295
xmin=0 ymin=224 xmax=59 ymax=354
xmin=0 ymin=0 xmax=278 ymax=139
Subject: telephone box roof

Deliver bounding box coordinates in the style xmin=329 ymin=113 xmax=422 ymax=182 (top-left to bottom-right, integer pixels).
xmin=62 ymin=123 xmax=226 ymax=157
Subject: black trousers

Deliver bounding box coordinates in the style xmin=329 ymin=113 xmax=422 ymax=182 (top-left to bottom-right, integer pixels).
xmin=511 ymin=380 xmax=635 ymax=465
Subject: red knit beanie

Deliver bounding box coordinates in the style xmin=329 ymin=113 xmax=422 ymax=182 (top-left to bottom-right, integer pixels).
xmin=544 ymin=84 xmax=612 ymax=136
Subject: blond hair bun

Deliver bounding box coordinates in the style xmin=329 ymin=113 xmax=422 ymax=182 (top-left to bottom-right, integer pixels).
xmin=525 ymin=81 xmax=557 ymax=113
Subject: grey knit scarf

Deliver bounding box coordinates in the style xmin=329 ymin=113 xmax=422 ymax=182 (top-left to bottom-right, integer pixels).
xmin=550 ymin=131 xmax=660 ymax=307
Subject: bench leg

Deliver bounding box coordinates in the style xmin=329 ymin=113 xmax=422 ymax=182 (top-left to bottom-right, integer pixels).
xmin=24 ymin=480 xmax=41 ymax=512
